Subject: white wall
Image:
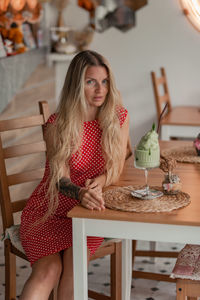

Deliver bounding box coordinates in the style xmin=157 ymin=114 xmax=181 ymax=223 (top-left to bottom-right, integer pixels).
xmin=46 ymin=0 xmax=200 ymax=145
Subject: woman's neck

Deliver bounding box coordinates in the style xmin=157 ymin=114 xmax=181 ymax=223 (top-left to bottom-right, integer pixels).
xmin=85 ymin=107 xmax=99 ymax=121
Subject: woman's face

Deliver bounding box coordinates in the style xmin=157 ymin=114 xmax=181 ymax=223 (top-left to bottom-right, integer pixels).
xmin=84 ymin=66 xmax=109 ymax=110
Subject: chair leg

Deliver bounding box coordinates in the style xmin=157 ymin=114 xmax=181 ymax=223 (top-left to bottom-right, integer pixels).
xmin=4 ymin=240 xmax=16 ymax=300
xmin=110 ymin=241 xmax=122 ymax=300
xmin=176 ymin=280 xmax=186 ymax=300
xmin=149 ymin=241 xmax=156 ymax=263
xmin=132 ymin=240 xmax=137 ymax=269
xmin=176 ymin=279 xmax=200 ymax=300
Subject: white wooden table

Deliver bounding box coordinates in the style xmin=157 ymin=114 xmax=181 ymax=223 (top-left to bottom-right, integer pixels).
xmin=161 ymin=124 xmax=200 ymax=140
xmin=68 ymin=141 xmax=200 ymax=300
xmin=160 ymin=106 xmax=200 ymax=140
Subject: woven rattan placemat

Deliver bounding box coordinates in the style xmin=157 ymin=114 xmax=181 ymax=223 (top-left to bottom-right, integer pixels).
xmin=161 ymin=146 xmax=200 ymax=164
xmin=104 ymin=186 xmax=190 ymax=213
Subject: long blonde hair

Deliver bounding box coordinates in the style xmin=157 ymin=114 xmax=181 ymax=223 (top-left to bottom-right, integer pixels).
xmin=46 ymin=50 xmax=124 ymax=217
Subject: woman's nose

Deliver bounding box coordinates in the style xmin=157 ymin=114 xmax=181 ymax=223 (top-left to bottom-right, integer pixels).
xmin=95 ymin=82 xmax=102 ymax=91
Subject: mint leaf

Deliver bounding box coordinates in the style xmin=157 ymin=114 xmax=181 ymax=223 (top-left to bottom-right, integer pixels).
xmin=152 ymin=123 xmax=155 ymax=131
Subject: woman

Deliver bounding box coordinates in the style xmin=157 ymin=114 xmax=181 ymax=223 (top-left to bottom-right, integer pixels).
xmin=20 ymin=50 xmax=129 ymax=300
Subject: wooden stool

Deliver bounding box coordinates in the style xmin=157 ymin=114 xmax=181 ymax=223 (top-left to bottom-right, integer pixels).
xmin=171 ymin=244 xmax=200 ymax=300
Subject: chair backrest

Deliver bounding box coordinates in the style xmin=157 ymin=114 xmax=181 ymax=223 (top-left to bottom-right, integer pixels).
xmin=151 ymin=67 xmax=172 ymax=121
xmin=0 ymin=101 xmax=50 ymax=232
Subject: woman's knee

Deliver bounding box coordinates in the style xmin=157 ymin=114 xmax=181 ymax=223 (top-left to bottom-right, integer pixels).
xmin=32 ymin=254 xmax=62 ymax=285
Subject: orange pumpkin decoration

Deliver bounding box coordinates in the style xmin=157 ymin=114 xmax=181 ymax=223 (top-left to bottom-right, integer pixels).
xmin=12 ymin=12 xmax=25 ymax=24
xmin=78 ymin=0 xmax=96 ymax=12
xmin=26 ymin=0 xmax=38 ymax=10
xmin=27 ymin=2 xmax=42 ymax=24
xmin=10 ymin=0 xmax=26 ymax=11
xmin=0 ymin=0 xmax=10 ymax=12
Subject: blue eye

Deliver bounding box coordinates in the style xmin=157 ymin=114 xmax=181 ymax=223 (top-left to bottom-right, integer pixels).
xmin=102 ymin=79 xmax=109 ymax=85
xmin=86 ymin=79 xmax=95 ymax=85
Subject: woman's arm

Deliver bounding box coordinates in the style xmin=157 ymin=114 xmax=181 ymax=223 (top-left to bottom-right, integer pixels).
xmin=86 ymin=113 xmax=130 ymax=189
xmin=44 ymin=123 xmax=104 ymax=210
xmin=85 ymin=174 xmax=106 ymax=189
xmin=57 ymin=177 xmax=105 ymax=210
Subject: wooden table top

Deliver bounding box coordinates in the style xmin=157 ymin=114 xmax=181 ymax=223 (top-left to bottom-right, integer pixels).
xmin=161 ymin=106 xmax=200 ymax=126
xmin=68 ymin=140 xmax=200 ymax=227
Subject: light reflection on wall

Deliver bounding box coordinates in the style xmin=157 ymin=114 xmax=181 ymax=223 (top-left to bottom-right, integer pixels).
xmin=180 ymin=0 xmax=200 ymax=32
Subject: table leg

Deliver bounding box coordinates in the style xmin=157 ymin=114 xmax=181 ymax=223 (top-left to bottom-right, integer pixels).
xmin=122 ymin=239 xmax=132 ymax=300
xmin=72 ymin=218 xmax=88 ymax=300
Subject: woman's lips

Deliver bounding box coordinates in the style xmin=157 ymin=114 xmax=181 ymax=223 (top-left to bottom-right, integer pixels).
xmin=94 ymin=96 xmax=103 ymax=101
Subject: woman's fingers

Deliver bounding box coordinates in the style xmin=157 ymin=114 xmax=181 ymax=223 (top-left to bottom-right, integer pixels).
xmin=80 ymin=188 xmax=105 ymax=210
xmin=85 ymin=179 xmax=98 ymax=189
xmin=89 ymin=188 xmax=104 ymax=204
xmin=81 ymin=197 xmax=101 ymax=211
xmin=86 ymin=191 xmax=103 ymax=207
xmin=85 ymin=179 xmax=92 ymax=187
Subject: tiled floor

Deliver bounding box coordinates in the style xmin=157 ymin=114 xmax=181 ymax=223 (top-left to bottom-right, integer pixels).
xmin=0 ymin=63 xmax=184 ymax=299
xmin=0 ymin=240 xmax=184 ymax=300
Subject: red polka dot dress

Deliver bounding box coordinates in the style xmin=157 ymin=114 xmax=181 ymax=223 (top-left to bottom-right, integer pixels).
xmin=20 ymin=107 xmax=128 ymax=266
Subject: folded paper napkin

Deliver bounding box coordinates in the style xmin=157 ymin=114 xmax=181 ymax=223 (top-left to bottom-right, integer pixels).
xmin=171 ymin=244 xmax=200 ymax=280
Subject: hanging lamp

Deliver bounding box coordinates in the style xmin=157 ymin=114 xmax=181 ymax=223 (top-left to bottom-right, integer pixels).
xmin=180 ymin=0 xmax=200 ymax=32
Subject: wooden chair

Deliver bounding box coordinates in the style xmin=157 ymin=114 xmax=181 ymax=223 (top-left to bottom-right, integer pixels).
xmin=0 ymin=100 xmax=122 ymax=300
xmin=89 ymin=240 xmax=122 ymax=300
xmin=151 ymin=67 xmax=200 ymax=140
xmin=0 ymin=101 xmax=56 ymax=300
xmin=171 ymin=244 xmax=200 ymax=300
xmin=132 ymin=240 xmax=178 ymax=283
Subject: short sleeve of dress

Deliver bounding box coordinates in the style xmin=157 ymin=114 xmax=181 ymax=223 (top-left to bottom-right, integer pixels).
xmin=43 ymin=114 xmax=57 ymax=131
xmin=46 ymin=113 xmax=57 ymax=125
xmin=116 ymin=106 xmax=128 ymax=128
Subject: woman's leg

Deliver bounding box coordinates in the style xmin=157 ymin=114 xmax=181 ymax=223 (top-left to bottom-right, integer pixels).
xmin=20 ymin=253 xmax=62 ymax=300
xmin=57 ymin=247 xmax=90 ymax=300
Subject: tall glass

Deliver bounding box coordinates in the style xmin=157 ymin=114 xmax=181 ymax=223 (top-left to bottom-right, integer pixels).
xmin=133 ymin=157 xmax=163 ymax=200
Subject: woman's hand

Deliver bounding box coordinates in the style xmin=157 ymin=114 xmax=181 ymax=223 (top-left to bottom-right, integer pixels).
xmin=79 ymin=180 xmax=105 ymax=211
xmin=85 ymin=175 xmax=106 ymax=190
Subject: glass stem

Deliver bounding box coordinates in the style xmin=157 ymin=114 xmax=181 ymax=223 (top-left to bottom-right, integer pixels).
xmin=144 ymin=169 xmax=149 ymax=195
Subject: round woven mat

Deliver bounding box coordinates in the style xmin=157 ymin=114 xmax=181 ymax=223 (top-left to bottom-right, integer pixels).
xmin=104 ymin=186 xmax=190 ymax=213
xmin=161 ymin=146 xmax=200 ymax=164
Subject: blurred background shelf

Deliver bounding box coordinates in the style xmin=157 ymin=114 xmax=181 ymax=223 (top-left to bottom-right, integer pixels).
xmin=0 ymin=47 xmax=47 ymax=114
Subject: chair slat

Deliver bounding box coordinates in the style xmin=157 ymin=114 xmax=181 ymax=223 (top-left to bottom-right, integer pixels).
xmin=10 ymin=242 xmax=28 ymax=261
xmin=3 ymin=141 xmax=46 ymax=159
xmin=7 ymin=168 xmax=45 ymax=186
xmin=0 ymin=115 xmax=45 ymax=132
xmin=159 ymin=94 xmax=169 ymax=104
xmin=12 ymin=199 xmax=27 ymax=213
xmin=39 ymin=101 xmax=50 ymax=123
xmin=0 ymin=137 xmax=14 ymax=229
xmin=151 ymin=67 xmax=172 ymax=119
xmin=156 ymin=76 xmax=165 ymax=85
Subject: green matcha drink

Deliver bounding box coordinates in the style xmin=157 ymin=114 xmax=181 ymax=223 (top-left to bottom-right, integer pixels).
xmin=135 ymin=124 xmax=160 ymax=169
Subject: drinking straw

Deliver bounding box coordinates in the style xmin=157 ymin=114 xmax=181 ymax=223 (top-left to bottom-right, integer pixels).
xmin=157 ymin=103 xmax=168 ymax=134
